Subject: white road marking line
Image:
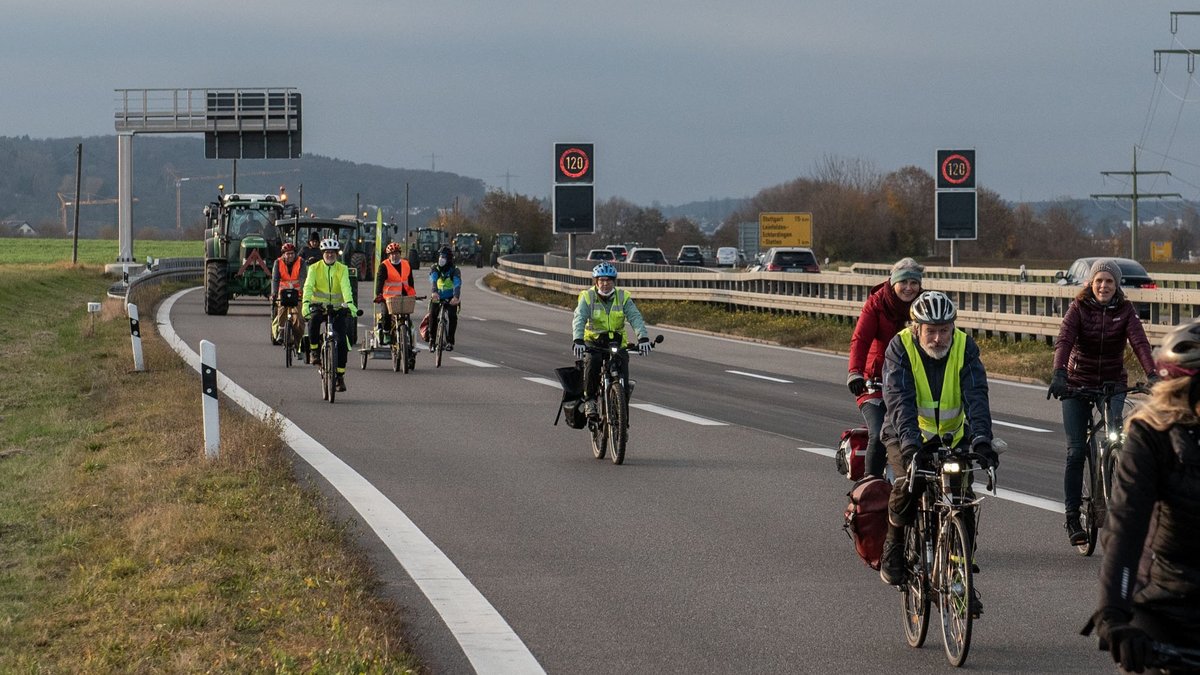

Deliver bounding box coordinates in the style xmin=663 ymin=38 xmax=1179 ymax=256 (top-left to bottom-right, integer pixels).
xmin=629 ymin=403 xmax=726 ymax=426
xmin=158 ymin=289 xmax=543 ymax=674
xmin=994 ymin=419 xmax=1052 ymax=433
xmin=469 ymin=316 xmax=487 ymax=321
xmin=452 ymin=356 xmax=499 ymax=368
xmin=519 ymin=328 xmax=547 ymax=335
xmin=726 ymin=369 xmax=792 ymax=383
xmin=525 ymin=377 xmax=561 ymax=388
xmin=795 ymin=446 xmax=1061 ymax=513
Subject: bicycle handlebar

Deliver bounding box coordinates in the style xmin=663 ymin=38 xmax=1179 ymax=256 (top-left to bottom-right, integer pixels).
xmin=583 ymin=334 xmax=664 ymax=357
xmin=1148 ymin=641 xmax=1200 ymax=668
xmin=906 ymin=446 xmax=998 ymax=495
xmin=1060 ymin=381 xmax=1150 ymax=401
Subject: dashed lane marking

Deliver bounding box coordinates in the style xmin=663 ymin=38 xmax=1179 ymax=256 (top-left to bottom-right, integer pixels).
xmin=726 ymin=369 xmax=792 ymax=383
xmin=519 ymin=328 xmax=547 ymax=335
xmin=451 ymin=356 xmax=499 ymax=368
xmin=629 ymin=403 xmax=726 ymax=426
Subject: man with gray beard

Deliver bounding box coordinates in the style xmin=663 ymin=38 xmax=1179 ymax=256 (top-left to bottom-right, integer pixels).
xmin=876 ymin=291 xmax=996 ymax=616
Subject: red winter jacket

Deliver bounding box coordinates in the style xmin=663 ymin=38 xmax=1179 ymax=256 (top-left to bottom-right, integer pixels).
xmin=849 ymin=282 xmax=913 ymax=405
xmin=1053 ymin=292 xmax=1155 ymax=388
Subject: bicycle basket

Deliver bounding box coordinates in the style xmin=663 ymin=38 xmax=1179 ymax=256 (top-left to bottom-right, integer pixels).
xmin=386 ymin=295 xmax=416 ymax=315
xmin=279 ymin=289 xmax=299 ymax=307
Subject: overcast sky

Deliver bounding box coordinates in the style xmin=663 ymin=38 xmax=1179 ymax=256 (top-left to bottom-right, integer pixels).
xmin=5 ymin=2 xmax=1200 ymax=209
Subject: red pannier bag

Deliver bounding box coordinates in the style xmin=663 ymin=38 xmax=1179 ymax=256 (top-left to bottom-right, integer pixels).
xmin=419 ymin=312 xmax=431 ymax=342
xmin=843 ymin=476 xmax=891 ymax=570
xmin=835 ymin=427 xmax=868 ymax=481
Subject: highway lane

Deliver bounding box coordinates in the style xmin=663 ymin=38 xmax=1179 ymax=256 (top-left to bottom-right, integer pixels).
xmin=165 ymin=269 xmax=1112 ymax=673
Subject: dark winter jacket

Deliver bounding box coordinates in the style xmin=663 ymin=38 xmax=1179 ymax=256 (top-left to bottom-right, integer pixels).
xmin=848 ymin=282 xmax=914 ymax=405
xmin=1098 ymin=420 xmax=1200 ymax=634
xmin=880 ymin=329 xmax=993 ymax=452
xmin=1053 ymin=293 xmax=1154 ymax=388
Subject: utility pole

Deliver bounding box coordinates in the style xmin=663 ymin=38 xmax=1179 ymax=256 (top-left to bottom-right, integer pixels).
xmin=498 ymin=170 xmax=520 ymax=193
xmin=1091 ymin=146 xmax=1179 ymax=259
xmin=72 ymin=143 xmax=82 ymax=264
xmin=426 ymin=153 xmax=437 ymax=172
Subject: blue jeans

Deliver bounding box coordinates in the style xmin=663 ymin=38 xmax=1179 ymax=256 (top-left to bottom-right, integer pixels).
xmin=1062 ymin=393 xmax=1125 ymax=515
xmin=859 ymin=399 xmax=887 ymax=478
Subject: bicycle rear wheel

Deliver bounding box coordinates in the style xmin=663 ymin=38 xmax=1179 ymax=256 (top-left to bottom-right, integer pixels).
xmin=902 ymin=521 xmax=931 ymax=648
xmin=938 ymin=512 xmax=974 ymax=667
xmin=435 ymin=309 xmax=447 ymax=368
xmin=1077 ymin=450 xmax=1098 ymax=556
xmin=401 ymin=323 xmax=413 ymax=373
xmin=590 ymin=396 xmax=607 ymax=460
xmin=607 ymin=382 xmax=627 ymax=465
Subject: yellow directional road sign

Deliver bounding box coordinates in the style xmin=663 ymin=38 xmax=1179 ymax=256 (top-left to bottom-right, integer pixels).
xmin=759 ymin=212 xmax=812 ymax=248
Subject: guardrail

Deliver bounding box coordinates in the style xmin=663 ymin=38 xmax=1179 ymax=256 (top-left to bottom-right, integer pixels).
xmin=111 ymin=257 xmax=205 ymax=302
xmin=850 ymin=261 xmax=1200 ymax=289
xmin=496 ymin=255 xmax=1200 ymax=342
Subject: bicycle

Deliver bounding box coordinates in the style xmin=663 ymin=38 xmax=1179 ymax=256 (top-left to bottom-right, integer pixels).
xmin=276 ymin=289 xmax=304 ymax=368
xmin=1148 ymin=640 xmax=1200 ymax=671
xmin=1062 ymin=381 xmax=1149 ymax=557
xmin=584 ymin=335 xmax=662 ymax=465
xmin=360 ymin=295 xmax=425 ymax=373
xmin=428 ymin=297 xmax=459 ymax=368
xmin=900 ymin=435 xmax=997 ymax=667
xmin=310 ymin=304 xmax=360 ymax=403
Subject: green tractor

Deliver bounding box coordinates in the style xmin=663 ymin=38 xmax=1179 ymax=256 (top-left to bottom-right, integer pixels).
xmin=490 ymin=232 xmax=520 ymax=266
xmin=409 ymin=226 xmax=450 ymax=270
xmin=203 ymin=190 xmax=293 ymax=315
xmin=453 ymin=232 xmax=484 ymax=268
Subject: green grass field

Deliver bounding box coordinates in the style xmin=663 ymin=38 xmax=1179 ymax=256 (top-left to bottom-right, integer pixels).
xmin=2 ymin=239 xmax=202 ymax=265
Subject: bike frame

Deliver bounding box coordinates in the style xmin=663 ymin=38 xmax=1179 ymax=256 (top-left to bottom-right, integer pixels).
xmin=312 ymin=304 xmax=349 ymax=402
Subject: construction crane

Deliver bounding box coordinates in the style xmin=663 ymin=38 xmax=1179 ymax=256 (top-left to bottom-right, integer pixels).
xmin=168 ymin=168 xmax=299 ymax=230
xmin=57 ymin=192 xmax=137 ymax=233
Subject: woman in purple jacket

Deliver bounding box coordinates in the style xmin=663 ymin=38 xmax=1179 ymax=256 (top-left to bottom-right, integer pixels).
xmin=1048 ymin=258 xmax=1156 ymax=547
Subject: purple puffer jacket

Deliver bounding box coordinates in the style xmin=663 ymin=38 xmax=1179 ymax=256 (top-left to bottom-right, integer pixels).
xmin=1053 ymin=294 xmax=1154 ymax=387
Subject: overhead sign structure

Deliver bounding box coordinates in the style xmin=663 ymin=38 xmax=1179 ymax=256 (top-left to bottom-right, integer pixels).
xmin=553 ymin=142 xmax=595 ymax=235
xmin=758 ymin=212 xmax=812 ymax=248
xmin=935 ymin=148 xmax=977 ymax=241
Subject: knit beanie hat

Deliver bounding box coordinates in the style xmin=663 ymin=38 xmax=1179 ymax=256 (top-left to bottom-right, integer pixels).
xmin=1088 ymin=258 xmax=1122 ymax=286
xmin=890 ymin=257 xmax=924 ymax=285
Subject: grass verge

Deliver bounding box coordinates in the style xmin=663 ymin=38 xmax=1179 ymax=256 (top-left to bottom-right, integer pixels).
xmin=0 ymin=263 xmax=419 ymax=672
xmin=6 ymin=239 xmax=203 ymax=265
xmin=484 ymin=274 xmax=1061 ymax=381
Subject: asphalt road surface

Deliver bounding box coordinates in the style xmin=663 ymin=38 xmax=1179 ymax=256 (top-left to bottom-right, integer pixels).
xmin=162 ymin=268 xmax=1115 ymax=674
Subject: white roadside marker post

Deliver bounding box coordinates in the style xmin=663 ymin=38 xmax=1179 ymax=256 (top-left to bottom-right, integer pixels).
xmin=127 ymin=303 xmax=145 ymax=372
xmin=200 ymin=340 xmax=219 ymax=459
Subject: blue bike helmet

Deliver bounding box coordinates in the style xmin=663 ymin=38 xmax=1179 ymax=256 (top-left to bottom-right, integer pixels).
xmin=592 ymin=263 xmax=618 ymax=279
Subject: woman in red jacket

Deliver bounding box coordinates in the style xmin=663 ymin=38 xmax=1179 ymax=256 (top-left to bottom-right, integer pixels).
xmin=1048 ymin=258 xmax=1156 ymax=547
xmin=847 ymin=257 xmax=923 ymax=478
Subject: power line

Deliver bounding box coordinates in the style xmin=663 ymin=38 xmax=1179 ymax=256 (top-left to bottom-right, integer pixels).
xmin=1092 ymin=146 xmax=1181 ymax=258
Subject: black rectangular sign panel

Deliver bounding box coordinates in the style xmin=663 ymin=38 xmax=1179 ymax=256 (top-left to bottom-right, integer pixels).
xmin=935 ymin=190 xmax=977 ymax=240
xmin=554 ymin=184 xmax=595 ymax=234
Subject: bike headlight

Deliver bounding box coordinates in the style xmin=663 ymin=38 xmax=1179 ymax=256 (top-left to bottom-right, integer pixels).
xmin=943 ymin=461 xmax=962 ymax=474
xmin=1108 ymin=431 xmax=1120 ymax=443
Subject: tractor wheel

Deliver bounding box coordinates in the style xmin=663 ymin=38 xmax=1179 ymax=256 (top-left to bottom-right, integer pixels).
xmin=204 ymin=261 xmax=230 ymax=315
xmin=349 ymin=252 xmax=368 ymax=280
xmin=408 ymin=249 xmax=420 ymax=271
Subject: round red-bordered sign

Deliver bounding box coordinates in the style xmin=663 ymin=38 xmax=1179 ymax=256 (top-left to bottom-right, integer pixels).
xmin=941 ymin=153 xmax=972 ymax=186
xmin=559 ymin=147 xmax=590 ymax=180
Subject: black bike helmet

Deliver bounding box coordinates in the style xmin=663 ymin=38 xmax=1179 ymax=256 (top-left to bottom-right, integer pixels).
xmin=909 ymin=290 xmax=957 ymax=325
xmin=1155 ymin=320 xmax=1200 ymax=379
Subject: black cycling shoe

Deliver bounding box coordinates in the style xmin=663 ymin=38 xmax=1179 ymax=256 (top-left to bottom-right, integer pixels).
xmin=335 ymin=375 xmax=347 ymax=393
xmin=445 ymin=343 xmax=454 ymax=352
xmin=879 ymin=538 xmax=906 ymax=586
xmin=970 ymin=588 xmax=983 ymax=618
xmin=1065 ymin=516 xmax=1087 ymax=546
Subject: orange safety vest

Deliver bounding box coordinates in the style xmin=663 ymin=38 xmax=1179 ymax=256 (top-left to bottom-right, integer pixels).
xmin=277 ymin=257 xmax=303 ymax=290
xmin=382 ymin=259 xmax=415 ymax=298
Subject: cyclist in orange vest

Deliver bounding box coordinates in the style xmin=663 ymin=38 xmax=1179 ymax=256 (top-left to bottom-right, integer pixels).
xmin=372 ymin=242 xmax=417 ymax=339
xmin=270 ymin=242 xmax=307 ymax=345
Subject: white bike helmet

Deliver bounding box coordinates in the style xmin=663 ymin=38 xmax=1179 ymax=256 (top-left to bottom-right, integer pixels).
xmin=319 ymin=238 xmax=341 ymax=252
xmin=909 ymin=290 xmax=957 ymax=324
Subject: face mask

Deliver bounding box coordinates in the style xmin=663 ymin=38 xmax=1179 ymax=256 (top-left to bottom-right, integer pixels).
xmin=438 ymin=257 xmax=448 ymax=267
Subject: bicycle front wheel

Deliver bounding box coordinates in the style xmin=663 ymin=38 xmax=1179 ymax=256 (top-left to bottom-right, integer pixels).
xmin=1077 ymin=450 xmax=1098 ymax=556
xmin=324 ymin=338 xmax=337 ymax=404
xmin=283 ymin=322 xmax=293 ymax=368
xmin=435 ymin=310 xmax=447 ymax=368
xmin=607 ymin=382 xmax=627 ymax=464
xmin=902 ymin=521 xmax=931 ymax=648
xmin=401 ymin=323 xmax=413 ymax=373
xmin=938 ymin=512 xmax=974 ymax=667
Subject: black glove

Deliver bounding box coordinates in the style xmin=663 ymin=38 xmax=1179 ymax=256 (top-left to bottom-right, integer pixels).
xmin=847 ymin=373 xmax=867 ymax=397
xmin=972 ymin=441 xmax=999 ymax=470
xmin=1047 ymin=368 xmax=1068 ymax=400
xmin=901 ymin=445 xmax=921 ymax=463
xmin=1097 ymin=610 xmax=1151 ymax=673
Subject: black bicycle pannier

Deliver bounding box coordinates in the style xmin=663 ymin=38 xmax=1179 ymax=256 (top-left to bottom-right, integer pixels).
xmin=554 ymin=364 xmax=587 ymax=429
xmin=279 ymin=288 xmax=299 ymax=307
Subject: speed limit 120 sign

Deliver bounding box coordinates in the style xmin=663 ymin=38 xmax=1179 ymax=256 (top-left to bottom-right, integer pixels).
xmin=936 ymin=149 xmax=975 ymax=189
xmin=555 ymin=143 xmax=594 ymax=184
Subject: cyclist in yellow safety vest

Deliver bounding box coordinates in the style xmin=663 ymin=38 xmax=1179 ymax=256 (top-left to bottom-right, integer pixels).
xmin=372 ymin=242 xmax=416 ymax=341
xmin=302 ymin=238 xmax=359 ymax=392
xmin=270 ymin=242 xmax=307 ymax=345
xmin=571 ymin=263 xmax=650 ymax=419
xmin=877 ymin=291 xmax=997 ymax=613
